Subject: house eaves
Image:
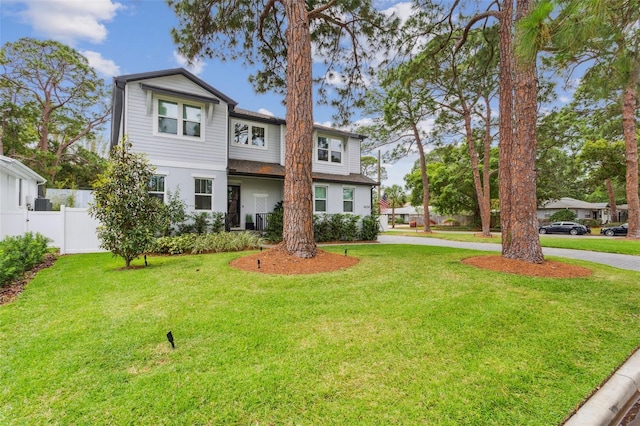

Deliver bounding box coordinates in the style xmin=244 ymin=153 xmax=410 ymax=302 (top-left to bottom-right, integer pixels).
xmin=0 ymin=155 xmax=47 ymax=184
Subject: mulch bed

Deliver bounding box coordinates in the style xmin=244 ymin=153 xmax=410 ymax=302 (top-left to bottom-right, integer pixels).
xmin=0 ymin=254 xmax=57 ymax=305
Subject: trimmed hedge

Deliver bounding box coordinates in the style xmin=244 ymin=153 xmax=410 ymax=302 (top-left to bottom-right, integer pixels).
xmin=0 ymin=233 xmax=50 ymax=287
xmin=152 ymin=231 xmax=263 ymax=255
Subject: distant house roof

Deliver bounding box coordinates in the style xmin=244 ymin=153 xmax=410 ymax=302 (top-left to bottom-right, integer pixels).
xmin=539 ymin=197 xmax=603 ymax=210
xmin=0 ymin=155 xmax=46 ymax=184
xmin=227 ymin=159 xmax=378 ymax=186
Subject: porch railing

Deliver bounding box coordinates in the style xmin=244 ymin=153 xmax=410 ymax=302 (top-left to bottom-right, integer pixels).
xmin=256 ymin=213 xmax=273 ymax=232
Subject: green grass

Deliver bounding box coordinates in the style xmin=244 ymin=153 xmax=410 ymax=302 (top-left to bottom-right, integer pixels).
xmin=385 ymin=229 xmax=640 ymax=255
xmin=2 ymin=245 xmax=640 ymax=424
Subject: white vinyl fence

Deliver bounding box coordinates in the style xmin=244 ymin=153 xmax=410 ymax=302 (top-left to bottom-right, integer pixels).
xmin=1 ymin=206 xmax=103 ymax=254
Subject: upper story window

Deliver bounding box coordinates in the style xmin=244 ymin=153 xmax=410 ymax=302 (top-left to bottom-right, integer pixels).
xmin=317 ymin=135 xmax=343 ymax=164
xmin=232 ymin=121 xmax=267 ymax=149
xmin=149 ymin=175 xmax=165 ymax=202
xmin=157 ymin=99 xmax=202 ymax=139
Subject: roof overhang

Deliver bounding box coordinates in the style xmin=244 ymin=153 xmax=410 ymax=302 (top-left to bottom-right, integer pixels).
xmin=0 ymin=155 xmax=47 ymax=184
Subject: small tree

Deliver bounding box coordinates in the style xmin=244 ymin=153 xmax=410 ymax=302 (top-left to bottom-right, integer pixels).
xmin=89 ymin=140 xmax=163 ymax=268
xmin=385 ymin=184 xmax=407 ymax=229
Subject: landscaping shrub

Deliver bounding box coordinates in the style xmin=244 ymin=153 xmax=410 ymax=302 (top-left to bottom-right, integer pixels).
xmin=267 ymin=211 xmax=379 ymax=243
xmin=264 ymin=201 xmax=284 ymax=242
xmin=360 ymin=214 xmax=380 ymax=241
xmin=550 ymin=210 xmax=577 ymax=222
xmin=0 ymin=232 xmax=50 ymax=287
xmin=152 ymin=232 xmax=262 ymax=255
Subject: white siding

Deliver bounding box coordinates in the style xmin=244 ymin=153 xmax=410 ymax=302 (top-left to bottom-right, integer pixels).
xmin=314 ymin=182 xmax=372 ymax=217
xmin=228 ymin=119 xmax=281 ymax=163
xmin=155 ymin=165 xmax=228 ymax=214
xmin=124 ymin=75 xmax=228 ymax=170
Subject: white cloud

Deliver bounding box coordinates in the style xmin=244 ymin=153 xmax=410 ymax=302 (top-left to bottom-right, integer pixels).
xmin=17 ymin=0 xmax=123 ymax=45
xmin=80 ymin=50 xmax=120 ymax=77
xmin=381 ymin=1 xmax=415 ymax=24
xmin=314 ymin=120 xmax=333 ymax=127
xmin=173 ymin=51 xmax=206 ymax=75
xmin=257 ymin=108 xmax=274 ymax=116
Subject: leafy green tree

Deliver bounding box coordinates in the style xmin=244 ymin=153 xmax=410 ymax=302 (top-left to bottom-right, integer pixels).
xmin=0 ymin=38 xmax=110 ymax=184
xmin=360 ymin=155 xmax=387 ymax=182
xmin=89 ymin=140 xmax=163 ymax=268
xmin=457 ymin=0 xmax=544 ymax=262
xmin=168 ymin=0 xmax=393 ymax=258
xmin=360 ymin=63 xmax=437 ymax=232
xmin=384 ymin=184 xmax=406 ymax=229
xmin=528 ymin=0 xmax=640 ymax=238
xmin=577 ymin=139 xmax=626 ymax=221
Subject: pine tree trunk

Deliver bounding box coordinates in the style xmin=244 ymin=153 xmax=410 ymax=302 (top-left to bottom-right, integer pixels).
xmin=498 ymin=0 xmax=515 ymax=253
xmin=463 ymin=110 xmax=490 ymax=236
xmin=412 ymin=124 xmax=431 ymax=232
xmin=622 ymin=80 xmax=639 ymax=238
xmin=499 ymin=0 xmax=544 ymax=263
xmin=281 ymin=0 xmax=317 ymax=258
xmin=605 ymin=178 xmax=617 ymax=222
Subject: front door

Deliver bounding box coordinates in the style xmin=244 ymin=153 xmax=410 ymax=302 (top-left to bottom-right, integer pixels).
xmin=227 ymin=185 xmax=241 ymax=228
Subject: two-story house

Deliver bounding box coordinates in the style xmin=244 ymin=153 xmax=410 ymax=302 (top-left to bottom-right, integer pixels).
xmin=110 ymin=68 xmax=377 ymax=230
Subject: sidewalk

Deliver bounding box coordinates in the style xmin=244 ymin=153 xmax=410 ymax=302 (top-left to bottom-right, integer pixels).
xmin=378 ymin=234 xmax=640 ymax=272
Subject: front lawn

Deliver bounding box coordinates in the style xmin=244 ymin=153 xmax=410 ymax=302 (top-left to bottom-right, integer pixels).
xmin=2 ymin=245 xmax=640 ymax=424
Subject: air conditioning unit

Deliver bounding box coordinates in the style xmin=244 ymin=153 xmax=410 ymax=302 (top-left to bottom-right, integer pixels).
xmin=34 ymin=198 xmax=52 ymax=211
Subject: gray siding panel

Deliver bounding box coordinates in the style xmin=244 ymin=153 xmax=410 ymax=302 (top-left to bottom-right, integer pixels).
xmin=228 ymin=119 xmax=281 ymax=163
xmin=124 ymin=75 xmax=228 ymax=169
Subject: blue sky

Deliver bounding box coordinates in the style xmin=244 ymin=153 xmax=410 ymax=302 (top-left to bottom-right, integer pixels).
xmin=0 ymin=1 xmax=576 ymax=188
xmin=0 ymin=0 xmax=422 ymax=186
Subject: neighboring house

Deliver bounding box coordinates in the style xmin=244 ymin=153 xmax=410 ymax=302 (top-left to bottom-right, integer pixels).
xmin=537 ymin=197 xmax=627 ymax=224
xmin=110 ymin=68 xmax=377 ymax=230
xmin=0 ymin=155 xmax=47 ymax=238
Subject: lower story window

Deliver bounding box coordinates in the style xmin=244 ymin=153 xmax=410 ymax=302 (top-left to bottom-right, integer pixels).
xmin=343 ymin=187 xmax=354 ymax=213
xmin=314 ymin=186 xmax=327 ymax=212
xmin=149 ymin=175 xmax=165 ymax=202
xmin=195 ymin=178 xmax=213 ymax=210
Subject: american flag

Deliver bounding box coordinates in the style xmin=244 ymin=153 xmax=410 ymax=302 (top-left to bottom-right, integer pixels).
xmin=379 ymin=193 xmax=389 ymax=210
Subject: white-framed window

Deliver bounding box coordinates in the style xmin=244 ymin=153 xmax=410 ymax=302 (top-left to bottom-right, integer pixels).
xmin=314 ymin=185 xmax=328 ymax=212
xmin=149 ymin=175 xmax=165 ymax=202
xmin=317 ymin=135 xmax=343 ymax=164
xmin=156 ymin=98 xmax=203 ymax=139
xmin=343 ymin=187 xmax=354 ymax=213
xmin=232 ymin=120 xmax=267 ymax=148
xmin=195 ymin=178 xmax=213 ymax=210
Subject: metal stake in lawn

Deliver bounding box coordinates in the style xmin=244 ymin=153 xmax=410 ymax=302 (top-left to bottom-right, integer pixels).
xmin=166 ymin=331 xmax=175 ymax=349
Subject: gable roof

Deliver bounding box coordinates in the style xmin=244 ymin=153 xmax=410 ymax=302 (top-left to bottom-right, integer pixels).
xmin=111 ymin=68 xmax=238 ymax=147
